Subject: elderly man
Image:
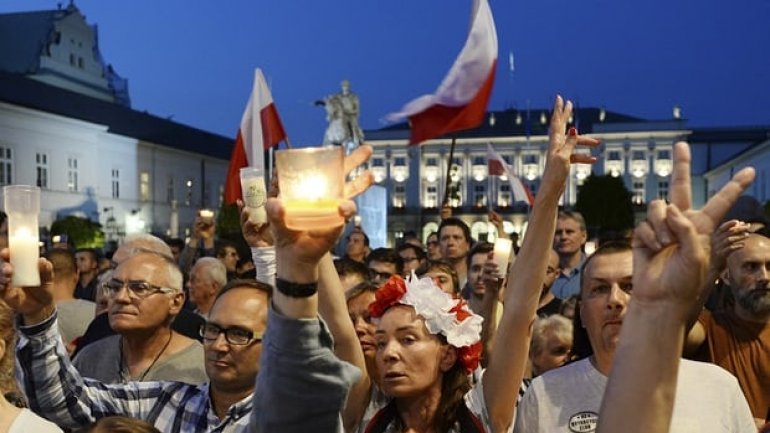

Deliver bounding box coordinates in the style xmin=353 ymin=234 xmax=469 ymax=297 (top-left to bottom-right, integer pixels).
xmin=551 ymin=210 xmax=588 ymax=299
xmin=513 ymin=242 xmax=755 ymax=432
xmin=3 ymin=254 xmax=272 ymax=432
xmin=187 ymin=257 xmax=227 ymax=318
xmin=73 ymin=251 xmax=207 ymax=384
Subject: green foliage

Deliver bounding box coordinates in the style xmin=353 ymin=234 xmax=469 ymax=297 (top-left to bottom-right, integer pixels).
xmin=50 ymin=216 xmax=105 ymax=249
xmin=215 ymin=203 xmax=241 ymax=238
xmin=575 ymin=174 xmax=635 ymax=235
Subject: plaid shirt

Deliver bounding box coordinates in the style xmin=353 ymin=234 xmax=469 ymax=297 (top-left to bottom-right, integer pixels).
xmin=17 ymin=312 xmax=255 ymax=433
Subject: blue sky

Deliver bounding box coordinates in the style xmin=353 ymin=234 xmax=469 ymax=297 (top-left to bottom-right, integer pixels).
xmin=4 ymin=0 xmax=770 ymax=147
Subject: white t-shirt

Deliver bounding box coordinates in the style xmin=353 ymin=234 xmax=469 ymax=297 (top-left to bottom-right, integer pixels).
xmin=514 ymin=357 xmax=755 ymax=433
xmin=9 ymin=409 xmax=63 ymax=433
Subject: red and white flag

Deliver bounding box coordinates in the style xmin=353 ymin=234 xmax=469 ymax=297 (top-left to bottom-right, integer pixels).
xmin=487 ymin=143 xmax=534 ymax=206
xmin=223 ymin=68 xmax=287 ymax=204
xmin=387 ymin=0 xmax=498 ymax=145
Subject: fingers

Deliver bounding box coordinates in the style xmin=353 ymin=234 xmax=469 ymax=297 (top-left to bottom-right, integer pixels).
xmin=39 ymin=258 xmax=53 ymax=285
xmin=569 ymin=154 xmax=598 ymax=164
xmin=645 ymin=199 xmax=672 ymax=249
xmin=698 ymin=167 xmax=756 ymax=233
xmin=265 ymin=198 xmax=288 ymax=233
xmin=665 ymin=205 xmax=708 ymax=277
xmin=343 ymin=144 xmax=373 ymax=174
xmin=344 ymin=171 xmax=374 ymax=199
xmin=670 ymin=142 xmax=692 ymax=211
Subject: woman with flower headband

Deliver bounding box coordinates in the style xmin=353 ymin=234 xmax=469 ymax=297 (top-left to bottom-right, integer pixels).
xmin=348 ymin=96 xmax=599 ymax=433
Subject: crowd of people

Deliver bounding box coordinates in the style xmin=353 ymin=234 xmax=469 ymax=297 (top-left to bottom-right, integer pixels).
xmin=0 ymin=95 xmax=765 ymax=432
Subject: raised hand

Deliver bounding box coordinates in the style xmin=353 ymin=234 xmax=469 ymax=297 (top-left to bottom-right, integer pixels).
xmin=710 ymin=219 xmax=751 ymax=273
xmin=632 ymin=142 xmax=755 ymax=308
xmin=0 ymin=249 xmax=55 ymax=324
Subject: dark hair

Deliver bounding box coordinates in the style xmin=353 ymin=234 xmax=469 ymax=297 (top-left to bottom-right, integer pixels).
xmin=75 ymin=248 xmax=99 ymax=263
xmin=334 ymin=258 xmax=371 ymax=282
xmin=348 ymin=230 xmax=370 ymax=247
xmin=466 ymin=242 xmax=493 ymax=268
xmin=366 ymin=247 xmax=404 ymax=275
xmin=345 ymin=280 xmax=380 ymax=302
xmin=74 ymin=416 xmax=161 ymax=433
xmin=416 ymin=259 xmax=459 ymax=294
xmin=215 ymin=241 xmax=239 ymax=258
xmin=438 ymin=217 xmax=472 ymax=245
xmin=572 ymin=241 xmax=632 ymax=360
xmin=435 ymin=350 xmax=471 ymax=432
xmin=214 ymin=278 xmax=273 ymax=302
xmin=165 ymin=237 xmax=185 ymax=250
xmin=46 ymin=248 xmax=77 ymax=279
xmin=396 ymin=243 xmax=426 ymax=261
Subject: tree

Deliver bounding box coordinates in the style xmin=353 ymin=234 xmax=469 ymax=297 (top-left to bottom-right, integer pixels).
xmin=574 ymin=174 xmax=635 ymax=239
xmin=50 ymin=216 xmax=105 ymax=249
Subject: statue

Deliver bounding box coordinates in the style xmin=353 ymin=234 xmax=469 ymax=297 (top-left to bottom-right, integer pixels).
xmin=316 ymin=80 xmax=364 ymax=150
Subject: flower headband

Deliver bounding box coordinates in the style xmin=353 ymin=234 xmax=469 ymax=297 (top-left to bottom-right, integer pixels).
xmin=368 ymin=273 xmax=483 ymax=373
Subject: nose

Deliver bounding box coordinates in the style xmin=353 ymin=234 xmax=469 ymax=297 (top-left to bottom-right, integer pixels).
xmin=111 ymin=284 xmax=132 ymax=304
xmin=379 ymin=338 xmax=399 ymax=363
xmin=353 ymin=316 xmax=369 ymax=337
xmin=207 ymin=332 xmax=231 ymax=352
xmin=605 ymin=284 xmax=628 ymax=311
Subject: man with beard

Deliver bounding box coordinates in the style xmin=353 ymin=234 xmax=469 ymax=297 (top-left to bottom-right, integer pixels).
xmin=688 ymin=232 xmax=770 ymax=427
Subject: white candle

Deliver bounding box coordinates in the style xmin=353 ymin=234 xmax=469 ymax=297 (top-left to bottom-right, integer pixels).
xmin=10 ymin=227 xmax=40 ymax=287
xmin=493 ymin=238 xmax=513 ymax=278
xmin=241 ymin=176 xmax=267 ymax=224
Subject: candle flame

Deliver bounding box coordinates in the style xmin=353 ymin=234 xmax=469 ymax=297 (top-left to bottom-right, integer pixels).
xmin=296 ymin=173 xmax=329 ymax=201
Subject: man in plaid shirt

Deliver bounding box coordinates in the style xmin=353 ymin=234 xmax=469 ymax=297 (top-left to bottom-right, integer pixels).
xmin=7 ymin=253 xmax=270 ymax=433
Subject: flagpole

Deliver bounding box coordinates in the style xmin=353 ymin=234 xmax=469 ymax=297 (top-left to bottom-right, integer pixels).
xmin=283 ymin=137 xmax=293 ymax=149
xmin=442 ymin=136 xmax=457 ymax=207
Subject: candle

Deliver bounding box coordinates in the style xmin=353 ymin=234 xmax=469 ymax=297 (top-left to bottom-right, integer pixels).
xmin=9 ymin=227 xmax=40 ymax=287
xmin=239 ymin=167 xmax=267 ymax=224
xmin=4 ymin=185 xmax=41 ymax=287
xmin=493 ymin=238 xmax=513 ymax=279
xmin=276 ymin=146 xmax=344 ymax=230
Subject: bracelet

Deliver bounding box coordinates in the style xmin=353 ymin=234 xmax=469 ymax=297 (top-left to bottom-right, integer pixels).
xmin=275 ymin=278 xmax=319 ymax=298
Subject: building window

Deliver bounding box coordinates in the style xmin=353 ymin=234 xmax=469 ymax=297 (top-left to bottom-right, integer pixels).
xmin=67 ymin=157 xmax=78 ymax=192
xmin=632 ymin=180 xmax=645 ymax=205
xmin=523 ymin=154 xmax=539 ymax=165
xmin=473 ymin=156 xmax=485 ymax=166
xmin=424 ymin=185 xmax=438 ymax=208
xmin=657 ymin=150 xmax=671 ymax=160
xmin=426 ymin=157 xmax=437 ymax=166
xmin=658 ymin=180 xmax=669 ymax=201
xmin=167 ymin=176 xmax=175 ymax=203
xmin=0 ymin=146 xmax=12 ymax=185
xmin=394 ymin=157 xmax=406 ymax=166
xmin=393 ymin=185 xmax=406 ymax=208
xmin=77 ymin=57 xmax=84 ymax=69
xmin=69 ymin=53 xmax=75 ymax=66
xmin=608 ymin=151 xmax=621 ymax=161
xmin=35 ymin=153 xmax=48 ymax=189
xmin=632 ymin=150 xmax=645 ymax=160
xmin=111 ymin=169 xmax=120 ymax=199
xmin=140 ymin=171 xmax=150 ymax=202
xmin=185 ymin=179 xmax=193 ymax=206
xmin=372 ymin=158 xmax=384 ymax=167
xmin=474 ymin=184 xmax=486 ymax=207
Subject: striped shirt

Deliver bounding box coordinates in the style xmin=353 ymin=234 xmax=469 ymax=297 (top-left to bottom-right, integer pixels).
xmin=18 ymin=312 xmax=254 ymax=433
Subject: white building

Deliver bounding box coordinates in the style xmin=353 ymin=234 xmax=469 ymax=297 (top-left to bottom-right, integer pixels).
xmin=0 ymin=4 xmax=232 ymax=242
xmin=365 ymin=109 xmax=770 ymax=246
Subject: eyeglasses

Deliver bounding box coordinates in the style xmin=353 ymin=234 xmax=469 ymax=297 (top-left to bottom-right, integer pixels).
xmin=200 ymin=322 xmax=262 ymax=345
xmin=103 ymin=279 xmax=176 ymax=299
xmin=370 ymin=270 xmax=393 ymax=282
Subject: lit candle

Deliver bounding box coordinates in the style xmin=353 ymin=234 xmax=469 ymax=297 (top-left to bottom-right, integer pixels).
xmin=276 ymin=146 xmax=344 ymax=230
xmin=9 ymin=227 xmax=40 ymax=287
xmin=493 ymin=238 xmax=513 ymax=279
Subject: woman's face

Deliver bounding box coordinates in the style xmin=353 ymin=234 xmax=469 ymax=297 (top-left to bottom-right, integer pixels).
xmin=374 ymin=305 xmax=455 ymax=398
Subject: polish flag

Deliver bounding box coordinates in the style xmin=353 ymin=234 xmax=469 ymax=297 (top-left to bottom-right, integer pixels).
xmin=387 ymin=0 xmax=497 ymax=145
xmin=487 ymin=143 xmax=534 ymax=206
xmin=223 ymin=68 xmax=287 ymax=204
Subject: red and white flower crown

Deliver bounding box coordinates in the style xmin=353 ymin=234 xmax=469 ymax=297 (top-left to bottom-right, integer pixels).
xmin=368 ymin=273 xmax=484 ymax=373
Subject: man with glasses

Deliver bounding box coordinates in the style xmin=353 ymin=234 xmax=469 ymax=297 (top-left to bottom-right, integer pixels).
xmin=3 ymin=247 xmax=272 ymax=432
xmin=365 ymin=247 xmax=403 ymax=285
xmin=396 ymin=243 xmax=425 ymax=277
xmin=72 ymin=251 xmax=206 ymax=384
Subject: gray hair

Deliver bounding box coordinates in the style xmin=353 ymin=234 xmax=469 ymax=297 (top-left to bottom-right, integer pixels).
xmin=192 ymin=257 xmax=227 ymax=289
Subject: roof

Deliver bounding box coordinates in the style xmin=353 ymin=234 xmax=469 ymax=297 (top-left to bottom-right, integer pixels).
xmin=0 ymin=9 xmax=59 ymax=74
xmin=0 ymin=72 xmax=233 ymax=160
xmin=362 ymin=107 xmax=680 ymax=141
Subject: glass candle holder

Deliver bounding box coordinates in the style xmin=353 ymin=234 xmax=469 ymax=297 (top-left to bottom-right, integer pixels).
xmin=4 ymin=185 xmax=41 ymax=287
xmin=240 ymin=167 xmax=267 ymax=224
xmin=275 ymin=146 xmax=344 ymax=230
xmin=492 ymin=238 xmax=513 ymax=278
